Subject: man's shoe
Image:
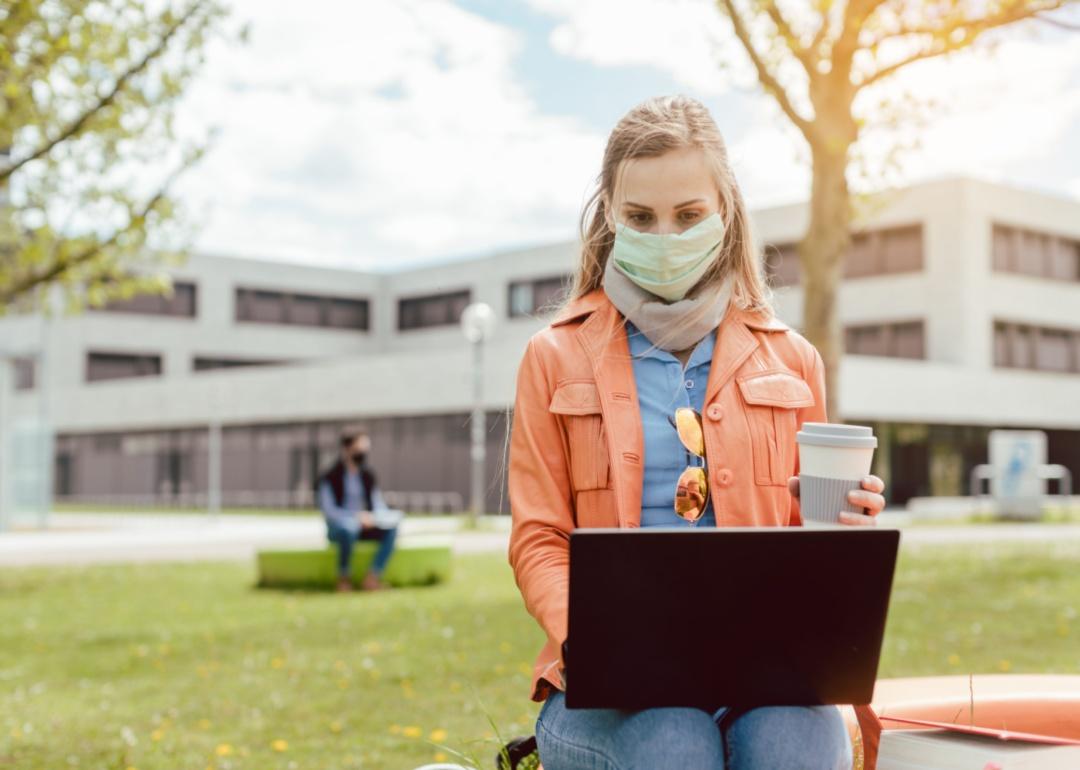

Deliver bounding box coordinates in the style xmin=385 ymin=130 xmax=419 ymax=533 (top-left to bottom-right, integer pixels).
xmin=336 ymin=576 xmax=353 ymax=593
xmin=361 ymin=572 xmax=385 ymax=591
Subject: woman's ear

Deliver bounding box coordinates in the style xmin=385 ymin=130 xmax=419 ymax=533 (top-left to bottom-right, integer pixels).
xmin=601 ymin=194 xmax=616 ymax=232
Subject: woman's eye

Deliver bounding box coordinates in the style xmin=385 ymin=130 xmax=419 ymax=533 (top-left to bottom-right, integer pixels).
xmin=681 ymin=211 xmax=702 ymax=221
xmin=628 ymin=213 xmax=652 ymax=224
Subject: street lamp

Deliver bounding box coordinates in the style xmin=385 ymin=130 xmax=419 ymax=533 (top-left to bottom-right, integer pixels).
xmin=460 ymin=302 xmax=495 ymax=527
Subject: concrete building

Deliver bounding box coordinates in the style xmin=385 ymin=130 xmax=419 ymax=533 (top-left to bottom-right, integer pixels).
xmin=3 ymin=176 xmax=1079 ymax=512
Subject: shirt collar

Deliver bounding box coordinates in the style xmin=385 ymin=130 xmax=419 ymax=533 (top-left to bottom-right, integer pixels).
xmin=625 ymin=319 xmax=716 ymax=368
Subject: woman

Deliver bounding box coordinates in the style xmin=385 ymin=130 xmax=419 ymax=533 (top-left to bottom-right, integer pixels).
xmin=507 ymin=95 xmax=887 ymax=769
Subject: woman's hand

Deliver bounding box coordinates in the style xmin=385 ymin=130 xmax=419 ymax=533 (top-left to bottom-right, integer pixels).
xmin=787 ymin=474 xmax=887 ymax=526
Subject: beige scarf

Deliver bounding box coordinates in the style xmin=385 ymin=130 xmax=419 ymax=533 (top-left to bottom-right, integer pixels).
xmin=601 ymin=255 xmax=733 ymax=352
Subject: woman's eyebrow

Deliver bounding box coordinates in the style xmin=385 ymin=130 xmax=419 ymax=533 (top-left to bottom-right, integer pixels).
xmin=622 ymin=198 xmax=706 ymax=210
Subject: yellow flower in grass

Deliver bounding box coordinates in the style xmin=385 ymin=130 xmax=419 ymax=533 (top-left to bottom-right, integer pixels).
xmin=215 ymin=743 xmax=233 ymax=756
xmin=271 ymin=739 xmax=288 ymax=752
xmin=434 ymin=753 xmax=448 ymax=762
xmin=998 ymin=659 xmax=1012 ymax=672
xmin=402 ymin=725 xmax=422 ymax=738
xmin=429 ymin=728 xmax=448 ymax=742
xmin=947 ymin=654 xmax=960 ymax=666
xmin=330 ymin=721 xmax=343 ymax=733
xmin=197 ymin=719 xmax=211 ymax=730
xmin=389 ymin=724 xmax=401 ymax=735
xmin=270 ymin=657 xmax=285 ymax=669
xmin=151 ymin=728 xmax=165 ymax=742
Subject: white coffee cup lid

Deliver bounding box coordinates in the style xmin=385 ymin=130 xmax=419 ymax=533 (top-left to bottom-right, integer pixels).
xmin=796 ymin=422 xmax=877 ymax=449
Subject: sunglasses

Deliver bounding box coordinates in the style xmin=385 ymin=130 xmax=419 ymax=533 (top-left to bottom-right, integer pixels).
xmin=668 ymin=406 xmax=708 ymax=524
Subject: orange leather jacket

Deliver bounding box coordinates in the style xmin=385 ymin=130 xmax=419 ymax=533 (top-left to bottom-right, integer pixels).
xmin=506 ymin=288 xmax=883 ymax=764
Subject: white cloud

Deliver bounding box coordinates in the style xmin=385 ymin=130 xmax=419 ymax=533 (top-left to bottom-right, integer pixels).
xmin=852 ymin=37 xmax=1080 ymax=191
xmin=528 ymin=0 xmax=750 ymax=96
xmin=172 ymin=0 xmax=606 ymax=269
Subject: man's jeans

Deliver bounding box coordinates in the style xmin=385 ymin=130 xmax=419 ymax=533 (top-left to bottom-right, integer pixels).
xmin=536 ymin=690 xmax=852 ymax=770
xmin=325 ymin=520 xmax=398 ymax=578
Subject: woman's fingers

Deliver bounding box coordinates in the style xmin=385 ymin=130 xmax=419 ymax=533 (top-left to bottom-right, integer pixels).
xmin=847 ymin=489 xmax=885 ymax=514
xmin=839 ymin=511 xmax=877 ymax=526
xmin=787 ymin=476 xmax=800 ymax=498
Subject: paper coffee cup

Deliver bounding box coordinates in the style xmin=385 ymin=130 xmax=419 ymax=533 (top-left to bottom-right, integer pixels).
xmin=796 ymin=422 xmax=877 ymax=527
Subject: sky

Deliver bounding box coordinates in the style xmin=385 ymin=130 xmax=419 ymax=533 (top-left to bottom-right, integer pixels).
xmin=169 ymin=0 xmax=1080 ymax=271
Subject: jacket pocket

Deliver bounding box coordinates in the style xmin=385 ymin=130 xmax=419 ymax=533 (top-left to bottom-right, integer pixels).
xmin=548 ymin=380 xmax=611 ymax=492
xmin=736 ymin=369 xmax=815 ymax=486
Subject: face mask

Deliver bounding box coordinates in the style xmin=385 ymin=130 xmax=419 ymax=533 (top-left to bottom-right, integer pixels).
xmin=611 ymin=212 xmax=726 ymax=302
xmin=351 ymin=451 xmax=366 ymax=466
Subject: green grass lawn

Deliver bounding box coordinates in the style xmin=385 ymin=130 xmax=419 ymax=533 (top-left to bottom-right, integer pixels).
xmin=2 ymin=542 xmax=1079 ymax=770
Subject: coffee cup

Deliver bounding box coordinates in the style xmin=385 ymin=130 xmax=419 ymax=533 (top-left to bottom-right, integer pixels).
xmin=795 ymin=422 xmax=877 ymax=527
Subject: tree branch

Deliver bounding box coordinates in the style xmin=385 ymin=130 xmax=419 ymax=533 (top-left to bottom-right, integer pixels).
xmin=0 ymin=183 xmax=173 ymax=306
xmin=856 ymin=1 xmax=1066 ymax=88
xmin=0 ymin=1 xmax=205 ymax=185
xmin=763 ymin=2 xmax=818 ymax=78
xmin=716 ymin=0 xmax=814 ymax=139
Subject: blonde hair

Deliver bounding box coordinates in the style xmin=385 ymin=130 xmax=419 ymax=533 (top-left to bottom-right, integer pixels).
xmin=564 ymin=94 xmax=774 ymax=349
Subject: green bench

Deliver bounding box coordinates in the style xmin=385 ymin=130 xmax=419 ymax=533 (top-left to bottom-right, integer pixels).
xmin=256 ymin=544 xmax=452 ymax=589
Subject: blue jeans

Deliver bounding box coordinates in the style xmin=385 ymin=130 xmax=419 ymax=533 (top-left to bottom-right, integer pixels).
xmin=536 ymin=690 xmax=852 ymax=770
xmin=325 ymin=520 xmax=398 ymax=578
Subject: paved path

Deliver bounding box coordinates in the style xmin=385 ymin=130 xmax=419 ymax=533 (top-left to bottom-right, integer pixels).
xmin=2 ymin=511 xmax=1079 ymax=567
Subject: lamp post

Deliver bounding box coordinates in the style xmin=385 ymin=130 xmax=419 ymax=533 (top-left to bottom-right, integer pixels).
xmin=460 ymin=302 xmax=495 ymax=528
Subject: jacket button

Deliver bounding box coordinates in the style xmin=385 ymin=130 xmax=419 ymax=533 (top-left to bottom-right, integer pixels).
xmin=715 ymin=468 xmax=734 ymax=487
xmin=706 ymin=404 xmax=724 ymax=422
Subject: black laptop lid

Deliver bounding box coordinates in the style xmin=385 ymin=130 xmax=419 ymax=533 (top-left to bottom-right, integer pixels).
xmin=566 ymin=527 xmax=900 ymax=710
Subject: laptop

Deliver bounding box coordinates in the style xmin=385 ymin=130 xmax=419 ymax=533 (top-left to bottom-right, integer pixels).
xmin=564 ymin=527 xmax=900 ymax=710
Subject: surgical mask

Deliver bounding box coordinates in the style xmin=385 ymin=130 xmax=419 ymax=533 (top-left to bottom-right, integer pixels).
xmin=611 ymin=212 xmax=726 ymax=302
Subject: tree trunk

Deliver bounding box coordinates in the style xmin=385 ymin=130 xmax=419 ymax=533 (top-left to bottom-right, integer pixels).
xmin=800 ymin=139 xmax=852 ymax=422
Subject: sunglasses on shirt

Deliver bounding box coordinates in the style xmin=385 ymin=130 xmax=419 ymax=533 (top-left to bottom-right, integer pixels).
xmin=667 ymin=406 xmax=708 ymax=524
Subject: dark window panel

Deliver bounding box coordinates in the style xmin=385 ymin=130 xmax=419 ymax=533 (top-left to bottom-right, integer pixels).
xmin=508 ymin=282 xmax=533 ymax=317
xmin=845 ymin=232 xmax=880 ymax=278
xmin=892 ymin=321 xmax=926 ymax=359
xmin=992 ymin=225 xmax=1014 ymax=272
xmin=235 ymin=287 xmax=369 ymax=330
xmin=398 ymin=289 xmax=471 ymax=330
xmin=251 ymin=290 xmax=286 ymax=323
xmin=993 ymin=322 xmax=1010 ymax=367
xmin=1035 ymin=328 xmax=1072 ymax=372
xmin=1049 ymin=238 xmax=1080 ymax=281
xmin=86 ymin=352 xmax=163 ymax=383
xmin=1016 ymin=230 xmax=1051 ymax=277
xmin=880 ymin=226 xmax=924 ymax=273
xmin=327 ymin=298 xmax=369 ymax=330
xmin=1008 ymin=325 xmax=1034 ymax=369
xmin=100 ymin=281 xmax=197 ymax=318
xmin=14 ymin=357 xmax=35 ymax=390
xmin=288 ymin=293 xmax=326 ymax=327
xmin=764 ymin=243 xmax=801 ymax=286
xmin=845 ymin=324 xmax=887 ymax=356
xmin=193 ymin=357 xmax=280 ymax=372
xmin=508 ymin=275 xmax=571 ymax=317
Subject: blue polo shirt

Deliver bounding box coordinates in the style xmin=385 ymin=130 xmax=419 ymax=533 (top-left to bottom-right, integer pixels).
xmin=625 ymin=319 xmax=717 ymax=529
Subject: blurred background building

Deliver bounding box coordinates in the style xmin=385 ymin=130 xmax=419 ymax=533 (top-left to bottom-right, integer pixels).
xmin=3 ymin=176 xmax=1078 ymax=513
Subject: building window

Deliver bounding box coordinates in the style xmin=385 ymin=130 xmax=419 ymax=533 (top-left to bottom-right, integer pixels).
xmin=235 ymin=288 xmax=369 ymax=330
xmin=992 ymin=223 xmax=1080 ymax=282
xmin=13 ymin=357 xmax=35 ymax=390
xmin=765 ymin=224 xmax=923 ymax=286
xmin=763 ymin=243 xmax=801 ymax=287
xmin=193 ymin=357 xmax=281 ymax=372
xmin=844 ymin=320 xmax=926 ymax=359
xmin=98 ymin=281 xmax=197 ymax=318
xmin=508 ymin=275 xmax=571 ymax=317
xmin=398 ymin=289 xmax=471 ymax=331
xmin=995 ymin=320 xmax=1080 ymax=373
xmin=86 ymin=351 xmax=163 ymax=383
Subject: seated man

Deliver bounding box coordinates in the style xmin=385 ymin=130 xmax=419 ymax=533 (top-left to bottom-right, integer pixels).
xmin=316 ymin=428 xmax=401 ymax=592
